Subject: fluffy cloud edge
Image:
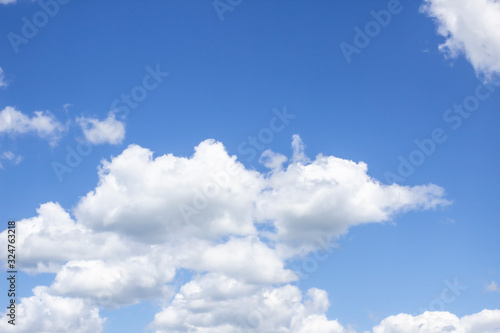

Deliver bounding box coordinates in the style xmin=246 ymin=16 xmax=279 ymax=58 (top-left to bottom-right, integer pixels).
xmin=77 ymin=112 xmax=125 ymax=145
xmin=0 ymin=286 xmax=105 ymax=333
xmin=149 ymin=274 xmax=354 ymax=333
xmin=1 ymin=283 xmax=497 ymax=333
xmin=149 ymin=273 xmax=500 ymax=333
xmin=0 ymin=106 xmax=66 ymax=146
xmin=372 ymin=309 xmax=500 ymax=333
xmin=421 ymin=0 xmax=500 ymax=82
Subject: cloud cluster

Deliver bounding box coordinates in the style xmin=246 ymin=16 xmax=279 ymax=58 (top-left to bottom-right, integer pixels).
xmin=0 ymin=286 xmax=104 ymax=333
xmin=74 ymin=140 xmax=262 ymax=242
xmin=150 ymin=273 xmax=352 ymax=333
xmin=2 ymin=136 xmax=490 ymax=332
xmin=0 ymin=106 xmax=127 ymax=149
xmin=74 ymin=136 xmax=448 ymax=253
xmin=77 ymin=112 xmax=126 ymax=145
xmin=0 ymin=106 xmax=65 ymax=146
xmin=10 ymin=202 xmax=132 ymax=273
xmin=372 ymin=310 xmax=500 ymax=333
xmin=421 ymin=0 xmax=500 ymax=81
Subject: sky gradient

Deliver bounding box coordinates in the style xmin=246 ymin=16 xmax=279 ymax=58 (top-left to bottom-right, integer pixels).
xmin=1 ymin=0 xmax=500 ymax=332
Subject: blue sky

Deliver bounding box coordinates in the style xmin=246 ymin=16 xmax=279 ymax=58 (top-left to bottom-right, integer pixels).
xmin=1 ymin=0 xmax=500 ymax=332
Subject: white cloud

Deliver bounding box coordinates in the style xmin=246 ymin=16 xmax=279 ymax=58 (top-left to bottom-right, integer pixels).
xmin=0 ymin=286 xmax=105 ymax=333
xmin=2 ymin=151 xmax=15 ymax=160
xmin=73 ymin=136 xmax=448 ymax=251
xmin=486 ymin=281 xmax=500 ymax=293
xmin=179 ymin=236 xmax=297 ymax=285
xmin=0 ymin=106 xmax=65 ymax=145
xmin=260 ymin=149 xmax=288 ymax=172
xmin=256 ymin=136 xmax=449 ymax=251
xmin=77 ymin=112 xmax=125 ymax=145
xmin=0 ymin=202 xmax=134 ymax=274
xmin=372 ymin=309 xmax=500 ymax=333
xmin=0 ymin=67 xmax=7 ymax=87
xmin=152 ymin=277 xmax=500 ymax=333
xmin=62 ymin=103 xmax=72 ymax=113
xmin=0 ymin=0 xmax=17 ymax=4
xmin=291 ymin=134 xmax=309 ymax=164
xmin=74 ymin=140 xmax=263 ymax=242
xmin=421 ymin=0 xmax=500 ymax=81
xmin=49 ymin=257 xmax=175 ymax=306
xmin=150 ymin=273 xmax=351 ymax=333
xmin=0 ymin=137 xmax=455 ymax=322
xmin=0 ymin=151 xmax=22 ymax=167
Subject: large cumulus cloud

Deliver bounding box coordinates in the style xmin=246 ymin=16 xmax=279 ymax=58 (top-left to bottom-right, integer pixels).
xmin=0 ymin=136 xmax=465 ymax=332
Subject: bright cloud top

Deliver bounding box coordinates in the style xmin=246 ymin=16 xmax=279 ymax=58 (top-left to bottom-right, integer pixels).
xmin=258 ymin=136 xmax=449 ymax=250
xmin=77 ymin=112 xmax=125 ymax=145
xmin=0 ymin=106 xmax=65 ymax=145
xmin=372 ymin=310 xmax=500 ymax=333
xmin=421 ymin=0 xmax=500 ymax=81
xmin=75 ymin=136 xmax=449 ymax=250
xmin=150 ymin=274 xmax=351 ymax=333
xmin=0 ymin=136 xmax=467 ymax=332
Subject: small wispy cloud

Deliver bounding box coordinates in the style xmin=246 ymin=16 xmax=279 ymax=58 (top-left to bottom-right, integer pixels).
xmin=0 ymin=0 xmax=17 ymax=6
xmin=0 ymin=151 xmax=23 ymax=169
xmin=0 ymin=106 xmax=65 ymax=146
xmin=62 ymin=103 xmax=72 ymax=113
xmin=77 ymin=112 xmax=125 ymax=145
xmin=486 ymin=281 xmax=499 ymax=293
xmin=0 ymin=67 xmax=8 ymax=88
